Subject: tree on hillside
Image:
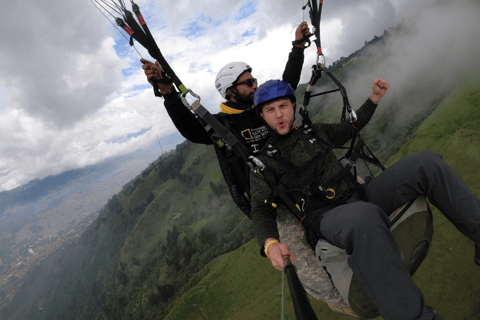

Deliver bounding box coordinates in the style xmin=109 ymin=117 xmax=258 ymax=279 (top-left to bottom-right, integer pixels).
xmin=209 ymin=181 xmax=227 ymax=197
xmin=107 ymin=194 xmax=123 ymax=214
xmin=146 ymin=192 xmax=155 ymax=204
xmin=199 ymin=227 xmax=217 ymax=246
xmin=166 ymin=225 xmax=179 ymax=247
xmin=180 ymin=234 xmax=197 ymax=265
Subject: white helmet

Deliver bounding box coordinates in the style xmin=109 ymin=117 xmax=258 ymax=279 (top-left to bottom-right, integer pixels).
xmin=215 ymin=62 xmax=252 ymax=99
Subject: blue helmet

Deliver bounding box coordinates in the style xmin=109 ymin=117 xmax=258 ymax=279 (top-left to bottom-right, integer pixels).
xmin=254 ymin=80 xmax=295 ymax=113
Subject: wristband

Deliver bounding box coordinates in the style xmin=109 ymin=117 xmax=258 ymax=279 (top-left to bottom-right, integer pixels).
xmin=264 ymin=239 xmax=279 ymax=258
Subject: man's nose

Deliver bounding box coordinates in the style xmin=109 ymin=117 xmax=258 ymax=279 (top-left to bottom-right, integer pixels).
xmin=274 ymin=108 xmax=283 ymax=118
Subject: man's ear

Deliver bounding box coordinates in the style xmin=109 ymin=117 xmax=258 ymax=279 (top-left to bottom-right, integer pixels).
xmin=226 ymin=87 xmax=236 ymax=99
xmin=257 ymin=107 xmax=265 ymax=119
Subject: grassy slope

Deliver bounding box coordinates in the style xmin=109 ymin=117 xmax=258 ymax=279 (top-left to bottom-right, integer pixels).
xmin=385 ymin=73 xmax=480 ymax=319
xmin=119 ymin=143 xmax=222 ymax=277
xmin=109 ymin=141 xmax=249 ymax=312
xmin=165 ymin=239 xmax=347 ymax=320
xmin=165 ymin=74 xmax=480 ymax=319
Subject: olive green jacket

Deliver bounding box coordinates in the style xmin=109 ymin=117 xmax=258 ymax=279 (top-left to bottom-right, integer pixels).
xmin=250 ymin=98 xmax=378 ymax=253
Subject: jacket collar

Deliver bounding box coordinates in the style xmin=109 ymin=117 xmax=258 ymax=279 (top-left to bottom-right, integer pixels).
xmin=219 ymin=101 xmax=252 ymax=115
xmin=268 ymin=124 xmax=298 ymax=141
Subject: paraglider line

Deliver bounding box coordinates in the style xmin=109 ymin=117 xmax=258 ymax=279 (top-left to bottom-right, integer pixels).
xmin=90 ymin=0 xmax=144 ymax=58
xmin=117 ymin=0 xmax=127 ymax=11
xmin=95 ymin=0 xmax=123 ymax=16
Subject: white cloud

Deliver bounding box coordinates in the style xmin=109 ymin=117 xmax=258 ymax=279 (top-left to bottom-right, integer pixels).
xmin=0 ymin=86 xmax=177 ymax=191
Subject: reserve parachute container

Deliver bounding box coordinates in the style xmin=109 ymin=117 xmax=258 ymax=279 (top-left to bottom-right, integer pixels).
xmin=316 ymin=196 xmax=433 ymax=319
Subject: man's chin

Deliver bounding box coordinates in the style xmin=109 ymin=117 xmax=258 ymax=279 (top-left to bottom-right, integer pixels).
xmin=244 ymin=92 xmax=255 ymax=104
xmin=274 ymin=127 xmax=290 ymax=136
xmin=236 ymin=96 xmax=254 ymax=105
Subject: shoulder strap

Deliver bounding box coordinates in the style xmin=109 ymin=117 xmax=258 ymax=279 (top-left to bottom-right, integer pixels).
xmin=214 ymin=145 xmax=252 ymax=218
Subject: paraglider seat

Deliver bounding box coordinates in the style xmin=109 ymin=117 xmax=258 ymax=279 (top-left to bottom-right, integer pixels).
xmin=315 ymin=196 xmax=433 ymax=319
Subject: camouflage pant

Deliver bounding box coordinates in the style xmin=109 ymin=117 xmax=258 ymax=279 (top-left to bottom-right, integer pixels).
xmin=276 ymin=210 xmax=342 ymax=304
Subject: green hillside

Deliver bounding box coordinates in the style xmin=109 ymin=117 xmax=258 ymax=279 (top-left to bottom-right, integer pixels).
xmin=385 ymin=73 xmax=480 ymax=319
xmin=163 ymin=73 xmax=480 ymax=320
xmin=90 ymin=139 xmax=259 ymax=320
xmin=0 ymin=138 xmax=257 ymax=320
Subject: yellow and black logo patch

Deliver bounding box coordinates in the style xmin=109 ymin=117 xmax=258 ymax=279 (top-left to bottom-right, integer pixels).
xmin=241 ymin=129 xmax=254 ymax=140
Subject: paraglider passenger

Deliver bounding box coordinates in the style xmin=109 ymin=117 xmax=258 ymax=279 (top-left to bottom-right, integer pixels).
xmin=250 ymin=79 xmax=480 ymax=320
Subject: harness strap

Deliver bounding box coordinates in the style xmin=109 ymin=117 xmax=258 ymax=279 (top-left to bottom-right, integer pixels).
xmin=261 ymin=126 xmax=354 ymax=244
xmin=342 ymin=133 xmax=386 ymax=171
xmin=190 ymin=101 xmax=251 ymax=163
xmin=265 ymin=179 xmax=345 ymax=249
xmin=152 ymin=76 xmax=173 ymax=97
xmin=222 ymin=120 xmax=251 ymax=197
xmin=291 ymin=33 xmax=314 ymax=48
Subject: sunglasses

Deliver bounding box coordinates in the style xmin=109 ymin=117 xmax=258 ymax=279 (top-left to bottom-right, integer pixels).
xmin=233 ymin=78 xmax=258 ymax=87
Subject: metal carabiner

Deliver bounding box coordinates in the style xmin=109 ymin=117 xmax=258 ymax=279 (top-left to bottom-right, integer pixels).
xmin=249 ymin=155 xmax=266 ymax=172
xmin=180 ymin=88 xmax=201 ymax=109
xmin=316 ymin=53 xmax=326 ymax=67
xmin=348 ymin=109 xmax=358 ymax=123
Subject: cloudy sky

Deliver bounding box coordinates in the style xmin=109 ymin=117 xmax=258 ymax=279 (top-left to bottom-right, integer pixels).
xmin=0 ymin=0 xmax=479 ymax=192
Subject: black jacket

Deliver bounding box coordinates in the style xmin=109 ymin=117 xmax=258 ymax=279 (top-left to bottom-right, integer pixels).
xmin=250 ymin=99 xmax=378 ymax=251
xmin=161 ymin=46 xmax=305 ymax=217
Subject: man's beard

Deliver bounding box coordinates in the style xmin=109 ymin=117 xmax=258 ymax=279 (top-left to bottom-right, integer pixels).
xmin=234 ymin=91 xmax=254 ymax=106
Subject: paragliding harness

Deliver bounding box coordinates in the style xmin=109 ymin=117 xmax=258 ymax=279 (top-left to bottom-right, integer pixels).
xmin=213 ymin=116 xmax=255 ymax=217
xmin=300 ymin=0 xmax=384 ymax=173
xmin=90 ymin=0 xmax=265 ymax=219
xmin=261 ymin=128 xmax=362 ymax=249
xmin=260 ymin=0 xmax=386 ymax=249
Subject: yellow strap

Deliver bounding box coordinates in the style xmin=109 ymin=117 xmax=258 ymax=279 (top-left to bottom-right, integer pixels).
xmin=326 ymin=188 xmax=336 ymax=199
xmin=219 ymin=103 xmax=245 ymax=115
xmin=296 ymin=198 xmax=306 ymax=211
xmin=264 ymin=199 xmax=277 ymax=208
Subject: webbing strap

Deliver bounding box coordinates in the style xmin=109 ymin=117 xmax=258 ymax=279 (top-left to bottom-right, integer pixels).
xmin=299 ymin=1 xmax=385 ymax=177
xmin=291 ymin=33 xmax=314 ymax=48
xmin=220 ymin=119 xmax=251 ymax=196
xmin=262 ymin=127 xmax=346 ymax=234
xmin=268 ymin=184 xmax=307 ymax=222
xmin=190 ymin=101 xmax=252 ymax=163
xmin=152 ymin=77 xmax=173 ymax=97
xmin=304 ymin=0 xmax=323 ymax=54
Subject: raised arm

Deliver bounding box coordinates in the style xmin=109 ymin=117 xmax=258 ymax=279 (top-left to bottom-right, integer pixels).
xmin=141 ymin=59 xmax=213 ymax=145
xmin=281 ymin=22 xmax=310 ymax=90
xmin=319 ymin=79 xmax=390 ymax=146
